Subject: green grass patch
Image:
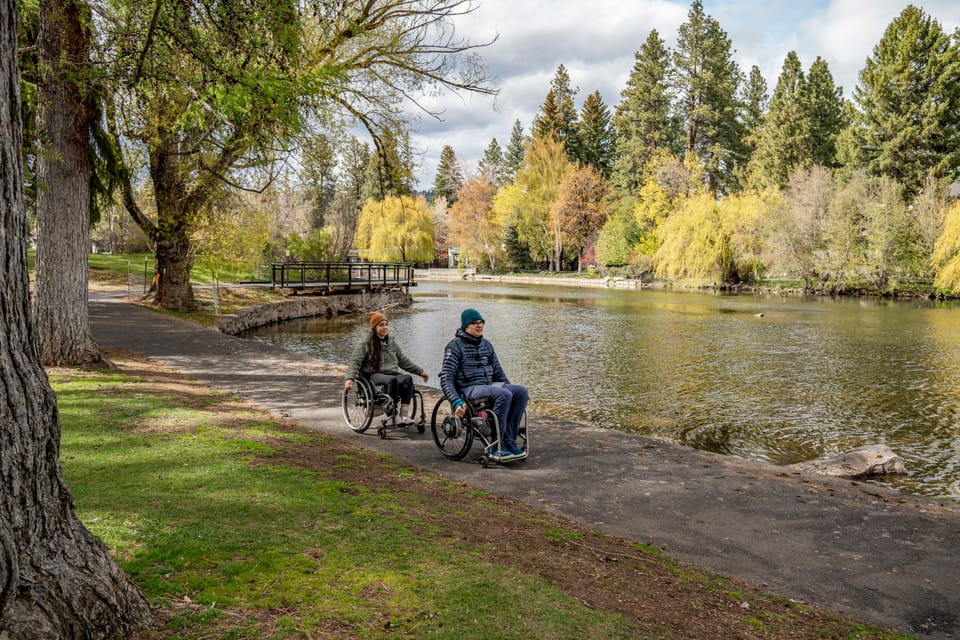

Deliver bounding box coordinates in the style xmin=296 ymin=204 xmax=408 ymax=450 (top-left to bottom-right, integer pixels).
xmin=53 ymin=363 xmax=639 ymax=639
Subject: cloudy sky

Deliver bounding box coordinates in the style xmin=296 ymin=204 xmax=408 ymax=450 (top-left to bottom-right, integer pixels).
xmin=406 ymin=0 xmax=958 ymax=189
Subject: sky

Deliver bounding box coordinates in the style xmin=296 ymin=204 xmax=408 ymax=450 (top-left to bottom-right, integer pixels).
xmin=406 ymin=0 xmax=958 ymax=190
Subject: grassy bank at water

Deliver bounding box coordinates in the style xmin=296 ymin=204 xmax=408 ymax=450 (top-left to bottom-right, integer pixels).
xmin=51 ymin=350 xmax=910 ymax=639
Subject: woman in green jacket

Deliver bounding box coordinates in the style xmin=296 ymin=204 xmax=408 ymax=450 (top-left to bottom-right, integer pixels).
xmin=344 ymin=311 xmax=429 ymax=425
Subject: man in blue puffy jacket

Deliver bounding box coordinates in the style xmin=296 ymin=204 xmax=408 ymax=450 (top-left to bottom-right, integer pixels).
xmin=440 ymin=308 xmax=529 ymax=461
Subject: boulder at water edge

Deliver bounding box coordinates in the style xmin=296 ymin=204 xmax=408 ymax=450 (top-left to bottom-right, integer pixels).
xmin=787 ymin=444 xmax=907 ymax=478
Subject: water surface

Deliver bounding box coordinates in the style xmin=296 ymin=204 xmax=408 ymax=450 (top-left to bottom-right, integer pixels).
xmin=244 ymin=280 xmax=960 ymax=500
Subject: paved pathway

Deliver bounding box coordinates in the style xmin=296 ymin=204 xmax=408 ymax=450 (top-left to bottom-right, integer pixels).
xmin=89 ymin=294 xmax=960 ymax=639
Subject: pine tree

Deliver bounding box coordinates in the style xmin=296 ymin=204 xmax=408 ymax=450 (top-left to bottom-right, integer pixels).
xmin=533 ymin=64 xmax=579 ymax=159
xmin=301 ymin=134 xmax=338 ymax=229
xmin=740 ymin=65 xmax=768 ymax=160
xmin=611 ymin=29 xmax=678 ymax=199
xmin=433 ymin=144 xmax=463 ymax=205
xmin=478 ymin=137 xmax=505 ymax=186
xmin=503 ymin=119 xmax=526 ymax=184
xmin=672 ymin=0 xmax=745 ymax=195
xmin=576 ymin=90 xmax=615 ymax=176
xmin=749 ymin=51 xmax=808 ymax=189
xmin=852 ymin=5 xmax=960 ymax=196
xmin=803 ymin=57 xmax=844 ymax=169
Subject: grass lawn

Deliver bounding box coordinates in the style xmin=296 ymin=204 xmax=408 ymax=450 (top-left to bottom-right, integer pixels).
xmin=50 ymin=350 xmax=910 ymax=640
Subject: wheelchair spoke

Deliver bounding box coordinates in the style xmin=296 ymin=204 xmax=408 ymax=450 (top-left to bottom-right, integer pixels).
xmin=341 ymin=378 xmax=374 ymax=433
xmin=430 ymin=397 xmax=473 ymax=460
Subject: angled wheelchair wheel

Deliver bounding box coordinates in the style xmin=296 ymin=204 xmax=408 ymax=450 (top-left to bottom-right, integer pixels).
xmin=342 ymin=378 xmax=374 ymax=433
xmin=516 ymin=409 xmax=528 ymax=453
xmin=413 ymin=390 xmax=426 ymax=434
xmin=431 ymin=397 xmax=473 ymax=460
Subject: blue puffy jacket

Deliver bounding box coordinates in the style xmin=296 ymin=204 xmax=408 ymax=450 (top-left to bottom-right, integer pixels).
xmin=440 ymin=328 xmax=509 ymax=406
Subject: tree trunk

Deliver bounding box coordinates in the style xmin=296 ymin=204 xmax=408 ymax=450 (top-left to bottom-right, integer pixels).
xmin=1 ymin=5 xmax=152 ymax=637
xmin=32 ymin=0 xmax=101 ymax=367
xmin=154 ymin=227 xmax=197 ymax=311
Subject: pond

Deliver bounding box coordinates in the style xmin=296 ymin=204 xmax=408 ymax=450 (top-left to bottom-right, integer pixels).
xmin=243 ymin=280 xmax=960 ymax=500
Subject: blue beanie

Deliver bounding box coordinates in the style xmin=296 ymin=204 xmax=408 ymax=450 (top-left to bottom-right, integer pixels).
xmin=460 ymin=308 xmax=484 ymax=331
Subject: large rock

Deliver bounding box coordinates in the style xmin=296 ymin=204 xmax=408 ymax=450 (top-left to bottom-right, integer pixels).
xmin=787 ymin=444 xmax=907 ymax=478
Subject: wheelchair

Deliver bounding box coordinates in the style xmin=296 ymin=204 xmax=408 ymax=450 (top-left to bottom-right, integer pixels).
xmin=341 ymin=376 xmax=426 ymax=439
xmin=430 ymin=396 xmax=528 ymax=467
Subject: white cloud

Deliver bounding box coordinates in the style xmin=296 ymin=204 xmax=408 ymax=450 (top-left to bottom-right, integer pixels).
xmin=407 ymin=0 xmax=959 ymax=189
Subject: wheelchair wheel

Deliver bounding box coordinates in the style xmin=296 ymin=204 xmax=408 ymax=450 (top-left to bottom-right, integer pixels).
xmin=413 ymin=390 xmax=426 ymax=434
xmin=341 ymin=378 xmax=374 ymax=433
xmin=431 ymin=397 xmax=473 ymax=460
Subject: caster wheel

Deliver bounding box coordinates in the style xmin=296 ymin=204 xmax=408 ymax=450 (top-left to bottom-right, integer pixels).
xmin=417 ymin=421 xmax=425 ymax=434
xmin=479 ymin=456 xmax=489 ymax=467
xmin=378 ymin=428 xmax=386 ymax=439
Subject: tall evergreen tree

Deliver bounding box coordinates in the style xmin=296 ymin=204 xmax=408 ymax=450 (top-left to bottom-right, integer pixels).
xmin=672 ymin=0 xmax=745 ymax=194
xmin=803 ymin=57 xmax=845 ymax=169
xmin=301 ymin=134 xmax=338 ymax=229
xmin=740 ymin=65 xmax=769 ymax=162
xmin=433 ymin=144 xmax=463 ymax=205
xmin=852 ymin=5 xmax=960 ymax=196
xmin=478 ymin=137 xmax=506 ymax=186
xmin=611 ymin=29 xmax=678 ymax=199
xmin=749 ymin=51 xmax=808 ymax=189
xmin=503 ymin=119 xmax=526 ymax=183
xmin=742 ymin=65 xmax=769 ymax=137
xmin=533 ymin=64 xmax=579 ymax=159
xmin=576 ymin=90 xmax=615 ymax=176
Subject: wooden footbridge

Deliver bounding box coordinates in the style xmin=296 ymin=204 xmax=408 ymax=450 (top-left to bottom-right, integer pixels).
xmin=270 ymin=262 xmax=416 ymax=294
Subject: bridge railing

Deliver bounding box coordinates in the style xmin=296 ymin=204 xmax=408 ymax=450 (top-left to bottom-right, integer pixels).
xmin=270 ymin=262 xmax=416 ymax=292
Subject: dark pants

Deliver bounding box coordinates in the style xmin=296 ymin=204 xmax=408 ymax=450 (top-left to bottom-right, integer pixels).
xmin=370 ymin=372 xmax=414 ymax=404
xmin=462 ymin=383 xmax=528 ymax=446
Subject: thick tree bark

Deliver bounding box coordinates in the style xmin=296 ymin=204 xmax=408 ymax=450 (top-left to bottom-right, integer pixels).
xmin=1 ymin=4 xmax=152 ymax=637
xmin=32 ymin=0 xmax=101 ymax=366
xmin=153 ymin=222 xmax=197 ymax=311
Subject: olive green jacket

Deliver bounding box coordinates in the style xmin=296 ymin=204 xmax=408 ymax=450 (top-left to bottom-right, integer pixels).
xmin=346 ymin=335 xmax=425 ymax=379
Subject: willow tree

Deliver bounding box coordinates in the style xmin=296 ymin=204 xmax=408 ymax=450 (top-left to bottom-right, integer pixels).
xmin=1 ymin=2 xmax=152 ymax=635
xmin=355 ymin=195 xmax=434 ymax=263
xmin=933 ymin=201 xmax=960 ymax=294
xmin=104 ymin=0 xmax=494 ymax=310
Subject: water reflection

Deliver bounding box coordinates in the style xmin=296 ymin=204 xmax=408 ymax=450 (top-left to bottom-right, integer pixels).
xmin=243 ymin=281 xmax=960 ymax=500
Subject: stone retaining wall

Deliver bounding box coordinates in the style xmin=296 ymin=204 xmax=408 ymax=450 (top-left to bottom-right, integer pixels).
xmin=215 ymin=290 xmax=411 ymax=335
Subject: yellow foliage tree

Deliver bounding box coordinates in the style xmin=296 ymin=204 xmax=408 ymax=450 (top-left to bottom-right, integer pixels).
xmin=722 ymin=189 xmax=779 ymax=282
xmin=653 ymin=192 xmax=727 ymax=281
xmin=194 ymin=192 xmax=273 ymax=281
xmin=932 ymin=201 xmax=960 ymax=293
xmin=448 ymin=177 xmax=504 ymax=271
xmin=512 ymin=135 xmax=572 ymax=270
xmin=653 ymin=188 xmax=776 ymax=283
xmin=633 ymin=180 xmax=671 ymax=256
xmin=356 ymin=195 xmax=435 ymax=262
